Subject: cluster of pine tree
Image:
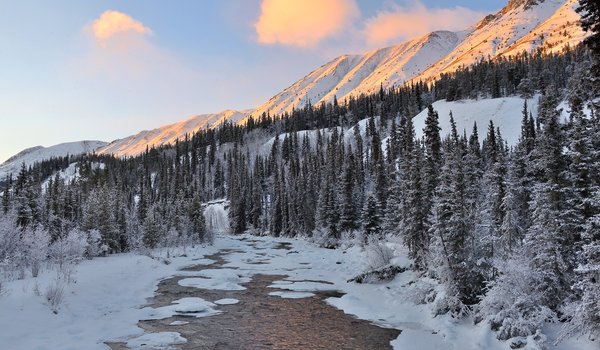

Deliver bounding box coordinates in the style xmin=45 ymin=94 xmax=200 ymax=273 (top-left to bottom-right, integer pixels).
xmin=1 ymin=38 xmax=598 ymax=340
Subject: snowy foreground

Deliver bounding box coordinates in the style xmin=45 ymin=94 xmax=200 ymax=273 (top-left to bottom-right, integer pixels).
xmin=0 ymin=235 xmax=594 ymax=350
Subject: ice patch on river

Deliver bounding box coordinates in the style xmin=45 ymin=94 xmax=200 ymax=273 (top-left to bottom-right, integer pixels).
xmin=269 ymin=291 xmax=315 ymax=299
xmin=178 ymin=269 xmax=249 ymax=290
xmin=268 ymin=281 xmax=337 ymax=292
xmin=142 ymin=297 xmax=220 ymax=320
xmin=126 ymin=331 xmax=186 ymax=350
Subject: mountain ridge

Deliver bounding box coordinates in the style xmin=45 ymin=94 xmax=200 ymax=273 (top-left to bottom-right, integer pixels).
xmin=251 ymin=0 xmax=585 ymax=118
xmin=0 ymin=140 xmax=108 ymax=180
xmin=96 ymin=109 xmax=253 ymax=157
xmin=2 ymin=0 xmax=587 ymax=169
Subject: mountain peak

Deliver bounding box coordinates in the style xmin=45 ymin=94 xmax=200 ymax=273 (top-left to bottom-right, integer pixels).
xmin=506 ymin=0 xmax=544 ymax=11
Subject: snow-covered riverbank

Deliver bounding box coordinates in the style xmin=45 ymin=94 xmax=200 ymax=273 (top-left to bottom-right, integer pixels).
xmin=0 ymin=235 xmax=594 ymax=350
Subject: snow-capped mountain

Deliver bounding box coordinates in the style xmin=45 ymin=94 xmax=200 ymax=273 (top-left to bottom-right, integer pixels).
xmin=418 ymin=0 xmax=586 ymax=81
xmin=249 ymin=0 xmax=585 ymax=118
xmin=0 ymin=140 xmax=108 ymax=180
xmin=4 ymin=0 xmax=586 ymax=166
xmin=250 ymin=30 xmax=464 ymax=119
xmin=1 ymin=110 xmax=251 ymax=173
xmin=96 ymin=109 xmax=252 ymax=157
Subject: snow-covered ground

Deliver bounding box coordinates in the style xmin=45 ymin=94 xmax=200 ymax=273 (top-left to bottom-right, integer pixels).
xmin=412 ymin=95 xmax=540 ymax=146
xmin=0 ymin=234 xmax=594 ymax=350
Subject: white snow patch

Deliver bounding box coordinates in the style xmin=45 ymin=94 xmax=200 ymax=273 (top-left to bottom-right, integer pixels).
xmin=269 ymin=291 xmax=315 ymax=299
xmin=412 ymin=95 xmax=539 ymax=146
xmin=214 ymin=298 xmax=240 ymax=305
xmin=268 ymin=281 xmax=337 ymax=292
xmin=172 ymin=297 xmax=216 ymax=314
xmin=126 ymin=332 xmax=186 ymax=350
xmin=142 ymin=297 xmax=220 ymax=320
xmin=178 ymin=269 xmax=249 ymax=291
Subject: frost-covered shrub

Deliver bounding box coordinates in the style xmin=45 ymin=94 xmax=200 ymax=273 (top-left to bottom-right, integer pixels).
xmin=126 ymin=225 xmax=148 ymax=254
xmin=0 ymin=217 xmax=25 ymax=279
xmin=339 ymin=230 xmax=362 ymax=249
xmin=478 ymin=254 xmax=556 ymax=341
xmin=406 ymin=279 xmax=437 ymax=305
xmin=49 ymin=228 xmax=88 ymax=268
xmin=162 ymin=228 xmax=181 ymax=258
xmin=432 ymin=286 xmax=468 ymax=318
xmin=0 ymin=281 xmax=7 ymax=298
xmin=365 ymin=235 xmax=394 ymax=270
xmin=163 ymin=228 xmax=180 ymax=248
xmin=22 ymin=227 xmax=50 ymax=277
xmin=85 ymin=229 xmax=108 ymax=258
xmin=310 ymin=227 xmax=336 ymax=248
xmin=45 ymin=278 xmax=65 ymax=313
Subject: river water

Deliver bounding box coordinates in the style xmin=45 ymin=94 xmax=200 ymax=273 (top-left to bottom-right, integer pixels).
xmin=107 ymin=245 xmax=400 ymax=350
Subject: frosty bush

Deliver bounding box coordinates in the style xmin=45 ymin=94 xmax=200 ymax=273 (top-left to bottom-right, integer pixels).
xmin=0 ymin=281 xmax=7 ymax=298
xmin=45 ymin=278 xmax=65 ymax=313
xmin=365 ymin=235 xmax=394 ymax=270
xmin=311 ymin=227 xmax=339 ymax=248
xmin=49 ymin=228 xmax=88 ymax=269
xmin=432 ymin=286 xmax=469 ymax=318
xmin=22 ymin=227 xmax=50 ymax=278
xmin=406 ymin=279 xmax=437 ymax=305
xmin=478 ymin=254 xmax=556 ymax=341
xmin=85 ymin=229 xmax=108 ymax=258
xmin=339 ymin=230 xmax=363 ymax=249
xmin=0 ymin=217 xmax=24 ymax=279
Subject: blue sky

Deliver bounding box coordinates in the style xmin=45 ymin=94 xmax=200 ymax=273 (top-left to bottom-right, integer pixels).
xmin=0 ymin=0 xmax=505 ymax=163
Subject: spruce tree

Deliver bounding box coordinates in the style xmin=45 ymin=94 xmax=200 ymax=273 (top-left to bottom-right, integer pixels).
xmin=190 ymin=194 xmax=206 ymax=242
xmin=363 ymin=195 xmax=381 ymax=242
xmin=578 ymin=0 xmax=600 ymax=76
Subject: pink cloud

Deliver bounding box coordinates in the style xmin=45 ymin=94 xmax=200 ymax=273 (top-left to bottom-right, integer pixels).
xmin=254 ymin=0 xmax=360 ymax=48
xmin=91 ymin=10 xmax=151 ymax=47
xmin=78 ymin=10 xmax=199 ymax=86
xmin=363 ymin=0 xmax=487 ymax=46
